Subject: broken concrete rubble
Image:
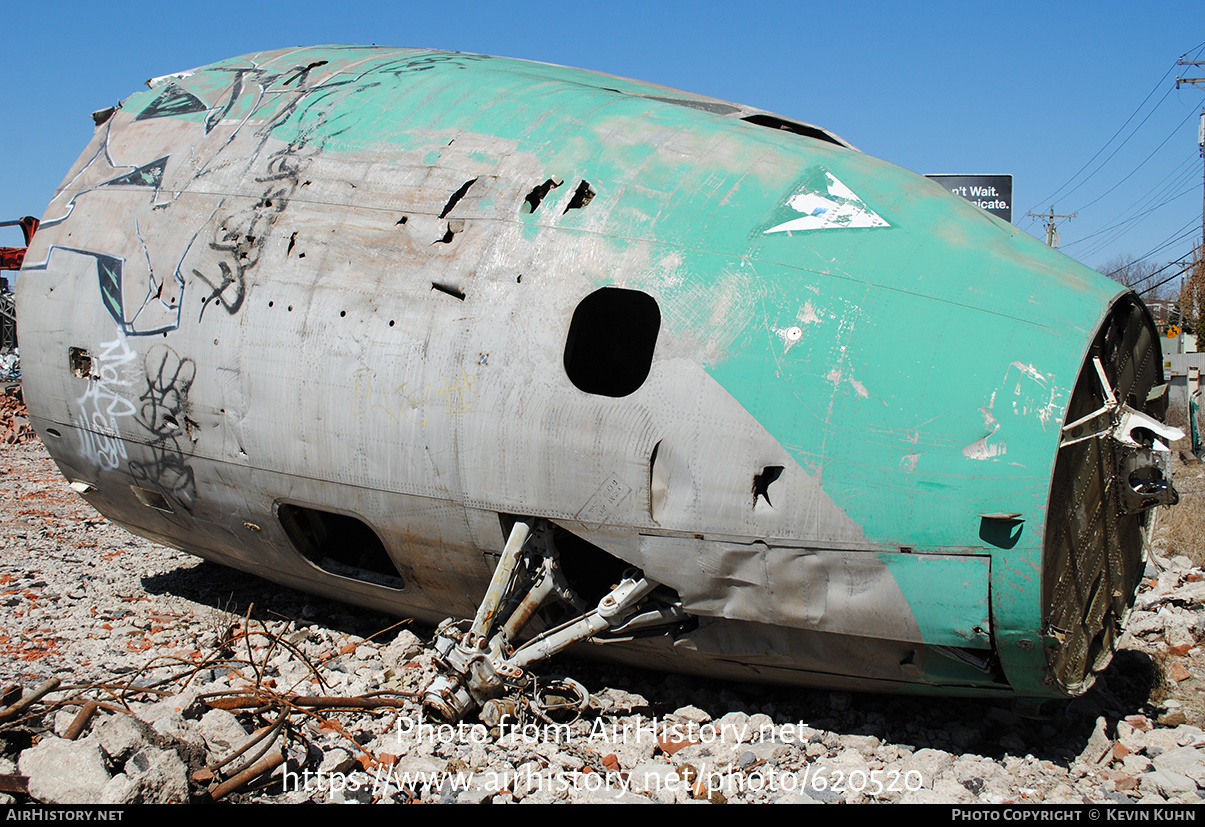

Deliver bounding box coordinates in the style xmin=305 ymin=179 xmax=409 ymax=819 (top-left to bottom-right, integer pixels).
xmin=1 ymin=439 xmax=1205 ymax=804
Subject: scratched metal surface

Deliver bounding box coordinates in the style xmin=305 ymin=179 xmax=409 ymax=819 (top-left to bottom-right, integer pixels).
xmin=17 ymin=46 xmax=1159 ymax=698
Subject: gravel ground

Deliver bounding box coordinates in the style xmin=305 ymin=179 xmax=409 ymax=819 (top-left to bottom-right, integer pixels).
xmin=2 ymin=433 xmax=1204 ymax=805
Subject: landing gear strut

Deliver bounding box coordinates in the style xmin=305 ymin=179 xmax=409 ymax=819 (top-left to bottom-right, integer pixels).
xmin=423 ymin=519 xmax=687 ymax=723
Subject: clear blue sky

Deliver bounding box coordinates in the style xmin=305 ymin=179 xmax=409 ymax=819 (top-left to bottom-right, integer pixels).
xmin=4 ymin=0 xmax=1203 ymax=284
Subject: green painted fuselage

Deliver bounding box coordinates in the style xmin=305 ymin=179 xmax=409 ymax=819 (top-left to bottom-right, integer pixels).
xmin=18 ymin=46 xmax=1166 ymax=699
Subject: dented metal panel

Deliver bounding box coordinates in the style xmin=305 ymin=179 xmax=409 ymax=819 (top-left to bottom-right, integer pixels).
xmin=16 ymin=46 xmax=1179 ymax=702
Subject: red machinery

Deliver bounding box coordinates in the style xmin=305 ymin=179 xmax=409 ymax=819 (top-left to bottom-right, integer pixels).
xmin=0 ymin=217 xmax=39 ymax=271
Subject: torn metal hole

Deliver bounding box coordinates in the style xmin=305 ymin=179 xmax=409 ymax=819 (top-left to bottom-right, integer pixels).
xmin=287 ymin=232 xmax=297 ymax=256
xmin=741 ymin=114 xmax=845 ymax=146
xmin=563 ymin=180 xmax=595 ymax=213
xmin=523 ymin=177 xmax=562 ymax=214
xmin=91 ymin=106 xmax=117 ymax=126
xmin=236 ymin=235 xmax=256 ymax=260
xmin=131 ymin=486 xmax=173 ymax=513
xmin=68 ymin=347 xmax=92 ymax=379
xmin=431 ymin=282 xmax=466 ymax=301
xmin=396 ymin=216 xmax=408 ymax=225
xmin=433 ymin=218 xmax=464 ymax=245
xmin=494 ymin=515 xmax=640 ymax=615
xmin=439 ymin=178 xmax=478 ymax=219
xmin=752 ymin=466 xmax=784 ymax=508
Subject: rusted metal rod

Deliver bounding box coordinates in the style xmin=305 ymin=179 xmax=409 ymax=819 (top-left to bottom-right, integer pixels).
xmin=209 ymin=750 xmax=284 ymax=801
xmin=0 ymin=678 xmax=61 ymax=721
xmin=64 ymin=701 xmax=100 ymax=740
xmin=206 ymin=694 xmax=410 ymax=711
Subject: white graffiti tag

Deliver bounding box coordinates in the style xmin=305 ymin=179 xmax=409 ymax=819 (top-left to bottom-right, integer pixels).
xmin=77 ymin=331 xmax=137 ymax=469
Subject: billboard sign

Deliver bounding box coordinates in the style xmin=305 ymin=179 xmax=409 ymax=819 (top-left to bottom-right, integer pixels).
xmin=926 ymin=174 xmax=1013 ymax=223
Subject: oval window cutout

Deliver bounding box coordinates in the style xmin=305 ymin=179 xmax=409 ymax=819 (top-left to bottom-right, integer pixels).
xmin=563 ymin=287 xmax=660 ymax=397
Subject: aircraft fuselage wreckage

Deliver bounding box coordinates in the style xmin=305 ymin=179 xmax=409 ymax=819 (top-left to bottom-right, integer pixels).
xmin=18 ymin=46 xmax=1182 ymax=721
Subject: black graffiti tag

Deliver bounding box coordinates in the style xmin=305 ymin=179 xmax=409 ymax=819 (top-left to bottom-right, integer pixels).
xmin=129 ymin=345 xmax=198 ymax=509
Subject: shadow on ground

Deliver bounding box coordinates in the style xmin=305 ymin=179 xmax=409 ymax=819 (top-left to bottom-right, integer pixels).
xmin=141 ymin=557 xmax=1163 ymax=768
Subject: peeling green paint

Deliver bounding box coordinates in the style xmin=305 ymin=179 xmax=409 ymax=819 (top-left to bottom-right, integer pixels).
xmin=85 ymin=46 xmax=1160 ymax=699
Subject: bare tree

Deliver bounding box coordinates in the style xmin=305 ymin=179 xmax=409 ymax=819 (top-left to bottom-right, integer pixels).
xmin=1177 ymin=244 xmax=1205 ymax=336
xmin=1099 ymin=254 xmax=1166 ymax=297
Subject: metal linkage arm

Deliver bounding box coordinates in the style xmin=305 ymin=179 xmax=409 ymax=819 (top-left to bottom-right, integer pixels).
xmin=423 ymin=519 xmax=674 ymax=724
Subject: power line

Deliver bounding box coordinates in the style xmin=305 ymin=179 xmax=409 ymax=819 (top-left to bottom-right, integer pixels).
xmin=1068 ymin=159 xmax=1203 ymax=261
xmin=1135 ymin=219 xmax=1203 ymax=263
xmin=1137 ymin=250 xmax=1198 ymax=296
xmin=1024 ymin=67 xmax=1177 ymax=215
xmin=1065 ymin=151 xmax=1201 ymax=249
xmin=1022 ymin=39 xmax=1205 ymax=247
xmin=1073 ymin=186 xmax=1199 ymax=262
xmin=1068 ymin=104 xmax=1202 ymax=215
xmin=1059 ymin=87 xmax=1177 ymax=208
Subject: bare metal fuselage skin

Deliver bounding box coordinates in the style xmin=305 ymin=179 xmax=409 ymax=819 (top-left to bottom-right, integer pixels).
xmin=18 ymin=46 xmax=1172 ymax=699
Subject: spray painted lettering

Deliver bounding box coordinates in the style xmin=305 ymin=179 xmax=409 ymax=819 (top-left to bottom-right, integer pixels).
xmin=76 ymin=331 xmax=137 ymax=469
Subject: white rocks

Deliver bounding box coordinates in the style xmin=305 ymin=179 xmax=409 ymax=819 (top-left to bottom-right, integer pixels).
xmin=6 ymin=439 xmax=1205 ymax=806
xmin=626 ymin=759 xmax=681 ymax=796
xmin=670 ymin=705 xmax=712 ymax=725
xmin=1141 ymin=768 xmax=1196 ymax=798
xmin=1153 ymin=745 xmax=1205 ymax=782
xmin=93 ymin=714 xmax=154 ymax=763
xmin=122 ymin=746 xmax=190 ymax=804
xmin=99 ymin=773 xmax=139 ymax=805
xmin=901 ymin=747 xmax=953 ymax=786
xmin=380 ymin=629 xmax=423 ymax=664
xmin=1080 ymin=717 xmax=1112 ymax=765
xmin=197 ymin=708 xmax=251 ymax=767
xmin=593 ymin=688 xmax=650 ymax=714
xmin=318 ymin=747 xmax=358 ymax=776
xmin=19 ymin=736 xmax=111 ymax=804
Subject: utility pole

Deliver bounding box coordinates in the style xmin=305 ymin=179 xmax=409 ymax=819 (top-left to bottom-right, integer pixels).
xmin=1177 ymin=62 xmax=1204 ymax=249
xmin=1175 ymin=61 xmax=1204 ymax=347
xmin=1026 ymin=206 xmax=1076 ymax=247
